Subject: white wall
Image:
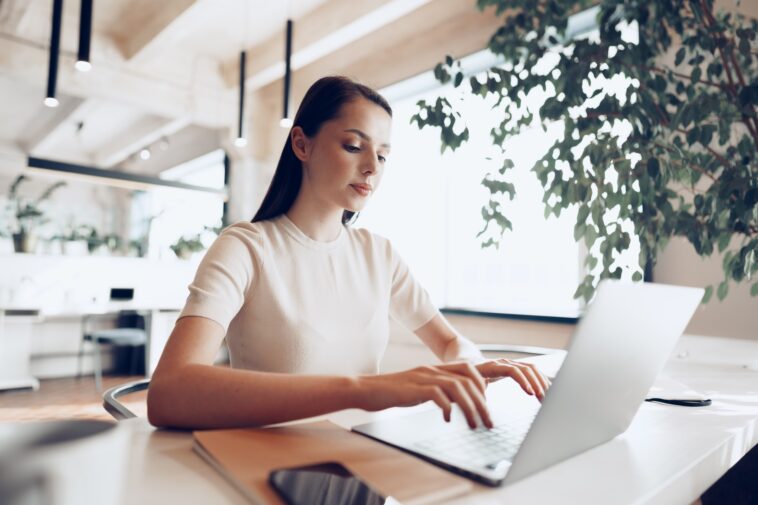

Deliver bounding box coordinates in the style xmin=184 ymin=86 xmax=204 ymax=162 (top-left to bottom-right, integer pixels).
xmin=0 ymin=167 xmax=131 ymax=254
xmin=655 ymin=238 xmax=758 ymax=340
xmin=652 ymin=1 xmax=758 ymax=341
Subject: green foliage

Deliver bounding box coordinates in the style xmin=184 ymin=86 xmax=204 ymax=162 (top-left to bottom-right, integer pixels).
xmin=53 ymin=224 xmax=121 ymax=253
xmin=4 ymin=175 xmax=67 ymax=236
xmin=170 ymin=234 xmax=205 ymax=259
xmin=413 ymin=0 xmax=758 ymax=302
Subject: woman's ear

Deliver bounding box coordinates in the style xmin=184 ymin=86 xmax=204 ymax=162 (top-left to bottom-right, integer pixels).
xmin=290 ymin=127 xmax=310 ymax=162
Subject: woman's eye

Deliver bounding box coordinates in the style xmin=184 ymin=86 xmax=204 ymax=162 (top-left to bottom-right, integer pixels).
xmin=378 ymin=155 xmax=386 ymax=163
xmin=344 ymin=145 xmax=360 ymax=152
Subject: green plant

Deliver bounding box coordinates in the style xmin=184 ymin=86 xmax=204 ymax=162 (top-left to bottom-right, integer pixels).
xmin=52 ymin=223 xmax=120 ymax=252
xmin=204 ymin=221 xmax=224 ymax=236
xmin=54 ymin=224 xmax=90 ymax=243
xmin=170 ymin=234 xmax=205 ymax=259
xmin=5 ymin=175 xmax=66 ymax=236
xmin=412 ymin=0 xmax=758 ymax=302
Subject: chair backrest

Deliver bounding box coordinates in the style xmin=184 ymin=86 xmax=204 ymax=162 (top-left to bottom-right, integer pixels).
xmin=115 ymin=311 xmax=145 ymax=330
xmin=102 ymin=379 xmax=150 ymax=420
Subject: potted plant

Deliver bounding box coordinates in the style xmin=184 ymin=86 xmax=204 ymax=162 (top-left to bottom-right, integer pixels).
xmin=413 ymin=0 xmax=758 ymax=302
xmin=101 ymin=233 xmax=122 ymax=255
xmin=170 ymin=234 xmax=206 ymax=260
xmin=54 ymin=223 xmax=90 ymax=256
xmin=5 ymin=175 xmax=66 ymax=253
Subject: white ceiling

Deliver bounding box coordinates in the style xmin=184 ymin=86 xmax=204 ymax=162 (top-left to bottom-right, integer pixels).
xmin=0 ymin=0 xmax=494 ymax=175
xmin=0 ymin=0 xmax=331 ymax=173
xmin=0 ymin=75 xmax=47 ymax=142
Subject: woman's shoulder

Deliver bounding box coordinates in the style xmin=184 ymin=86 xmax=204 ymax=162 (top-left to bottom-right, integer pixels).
xmin=212 ymin=221 xmax=269 ymax=252
xmin=346 ymin=225 xmax=393 ymax=255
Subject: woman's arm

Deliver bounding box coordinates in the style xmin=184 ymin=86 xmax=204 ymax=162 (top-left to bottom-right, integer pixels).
xmin=147 ymin=317 xmax=360 ymax=429
xmin=414 ymin=313 xmax=551 ymax=400
xmin=148 ymin=316 xmax=495 ymax=430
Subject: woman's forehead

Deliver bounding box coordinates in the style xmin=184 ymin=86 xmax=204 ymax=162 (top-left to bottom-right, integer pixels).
xmin=329 ymin=100 xmax=391 ymax=142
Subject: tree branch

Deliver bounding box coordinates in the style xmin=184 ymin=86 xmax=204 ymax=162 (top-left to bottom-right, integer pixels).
xmin=698 ymin=0 xmax=758 ymax=144
xmin=672 ymin=128 xmax=733 ymax=168
xmin=647 ymin=64 xmax=723 ymax=90
xmin=653 ymin=140 xmax=718 ymax=182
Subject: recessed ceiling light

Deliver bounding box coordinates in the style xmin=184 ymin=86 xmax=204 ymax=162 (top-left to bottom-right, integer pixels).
xmin=44 ymin=97 xmax=59 ymax=108
xmin=139 ymin=148 xmax=151 ymax=160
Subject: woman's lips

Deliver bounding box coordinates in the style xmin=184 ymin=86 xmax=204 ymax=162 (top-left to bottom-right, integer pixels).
xmin=351 ymin=185 xmax=371 ymax=196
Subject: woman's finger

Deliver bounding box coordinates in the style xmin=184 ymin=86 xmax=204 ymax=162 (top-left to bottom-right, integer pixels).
xmin=437 ymin=368 xmax=493 ymax=428
xmin=494 ymin=363 xmax=534 ymax=397
xmin=522 ymin=362 xmax=551 ymax=394
xmin=512 ymin=363 xmax=545 ymax=400
xmin=456 ymin=375 xmax=493 ymax=428
xmin=424 ymin=385 xmax=452 ymax=422
xmin=436 ymin=376 xmax=481 ymax=429
xmin=440 ymin=361 xmax=487 ymax=395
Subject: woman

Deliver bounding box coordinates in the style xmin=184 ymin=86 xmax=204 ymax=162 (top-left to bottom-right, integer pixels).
xmin=147 ymin=76 xmax=549 ymax=430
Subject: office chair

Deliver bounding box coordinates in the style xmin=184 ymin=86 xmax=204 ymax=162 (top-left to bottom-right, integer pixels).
xmin=77 ymin=311 xmax=147 ymax=392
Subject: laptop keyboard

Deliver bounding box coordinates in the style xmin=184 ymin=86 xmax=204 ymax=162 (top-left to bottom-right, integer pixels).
xmin=414 ymin=409 xmax=538 ymax=470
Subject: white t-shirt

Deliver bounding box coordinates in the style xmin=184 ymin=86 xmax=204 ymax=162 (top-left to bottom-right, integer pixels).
xmin=178 ymin=215 xmax=439 ymax=375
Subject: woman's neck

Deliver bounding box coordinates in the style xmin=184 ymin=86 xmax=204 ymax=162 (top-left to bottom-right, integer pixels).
xmin=285 ymin=196 xmax=344 ymax=243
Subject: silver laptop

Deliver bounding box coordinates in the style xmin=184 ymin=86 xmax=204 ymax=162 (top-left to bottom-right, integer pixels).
xmin=352 ymin=280 xmax=704 ymax=486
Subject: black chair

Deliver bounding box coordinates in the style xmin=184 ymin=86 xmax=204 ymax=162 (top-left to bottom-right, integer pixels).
xmin=77 ymin=311 xmax=147 ymax=392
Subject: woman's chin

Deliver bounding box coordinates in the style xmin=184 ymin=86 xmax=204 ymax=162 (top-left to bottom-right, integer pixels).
xmin=343 ymin=197 xmax=369 ymax=213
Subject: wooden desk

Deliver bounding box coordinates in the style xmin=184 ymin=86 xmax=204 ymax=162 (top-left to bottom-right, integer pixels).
xmin=120 ymin=335 xmax=758 ymax=504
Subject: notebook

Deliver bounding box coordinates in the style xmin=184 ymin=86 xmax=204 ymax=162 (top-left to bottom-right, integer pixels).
xmin=193 ymin=420 xmax=472 ymax=505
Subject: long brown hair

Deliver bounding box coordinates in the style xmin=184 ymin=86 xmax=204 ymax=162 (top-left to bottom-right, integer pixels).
xmin=251 ymin=76 xmax=392 ymax=225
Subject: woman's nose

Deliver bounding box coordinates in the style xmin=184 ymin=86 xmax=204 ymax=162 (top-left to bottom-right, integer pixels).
xmin=362 ymin=154 xmax=379 ymax=174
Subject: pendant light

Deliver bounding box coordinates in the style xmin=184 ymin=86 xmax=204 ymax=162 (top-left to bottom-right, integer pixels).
xmin=44 ymin=0 xmax=64 ymax=107
xmin=75 ymin=0 xmax=93 ymax=72
xmin=280 ymin=18 xmax=293 ymax=129
xmin=234 ymin=51 xmax=248 ymax=147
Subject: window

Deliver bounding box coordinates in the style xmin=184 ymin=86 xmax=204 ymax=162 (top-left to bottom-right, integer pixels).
xmin=360 ymin=14 xmax=639 ymax=318
xmin=131 ymin=150 xmax=225 ymax=259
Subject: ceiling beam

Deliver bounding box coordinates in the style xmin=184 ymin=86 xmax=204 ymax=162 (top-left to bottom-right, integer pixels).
xmin=336 ymin=0 xmax=505 ymax=91
xmin=120 ymin=127 xmax=222 ymax=176
xmin=258 ymin=0 xmax=504 ymax=108
xmin=19 ymin=96 xmax=90 ymax=154
xmin=219 ymin=0 xmax=432 ymax=90
xmin=0 ymin=0 xmax=34 ymax=34
xmin=252 ymin=0 xmax=504 ymax=162
xmin=94 ymin=116 xmax=191 ymax=168
xmin=0 ymin=35 xmax=235 ymax=129
xmin=112 ymin=0 xmax=199 ymax=61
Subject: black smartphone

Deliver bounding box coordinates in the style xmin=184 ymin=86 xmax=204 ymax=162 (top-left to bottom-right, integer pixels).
xmin=268 ymin=461 xmax=390 ymax=505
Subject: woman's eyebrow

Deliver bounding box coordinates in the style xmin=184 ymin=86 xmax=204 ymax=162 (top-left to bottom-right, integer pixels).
xmin=343 ymin=128 xmax=391 ymax=149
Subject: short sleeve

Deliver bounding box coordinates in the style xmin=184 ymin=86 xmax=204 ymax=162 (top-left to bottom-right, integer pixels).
xmin=387 ymin=239 xmax=439 ymax=331
xmin=178 ymin=223 xmax=261 ymax=332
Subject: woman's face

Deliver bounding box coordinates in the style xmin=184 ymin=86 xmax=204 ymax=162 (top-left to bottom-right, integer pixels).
xmin=292 ymin=97 xmax=392 ymax=213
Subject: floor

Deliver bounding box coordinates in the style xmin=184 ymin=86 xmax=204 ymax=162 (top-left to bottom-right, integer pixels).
xmin=0 ymin=375 xmax=147 ymax=422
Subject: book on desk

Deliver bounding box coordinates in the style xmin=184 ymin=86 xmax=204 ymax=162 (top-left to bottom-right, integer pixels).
xmin=192 ymin=420 xmax=472 ymax=505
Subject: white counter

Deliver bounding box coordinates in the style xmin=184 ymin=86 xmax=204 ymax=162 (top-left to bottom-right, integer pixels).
xmin=0 ymin=253 xmax=202 ymax=314
xmin=0 ymin=253 xmax=204 ymax=387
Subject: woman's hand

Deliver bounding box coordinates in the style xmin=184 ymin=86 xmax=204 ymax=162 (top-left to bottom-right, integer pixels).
xmin=475 ymin=358 xmax=551 ymax=402
xmin=356 ymin=362 xmax=493 ymax=429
